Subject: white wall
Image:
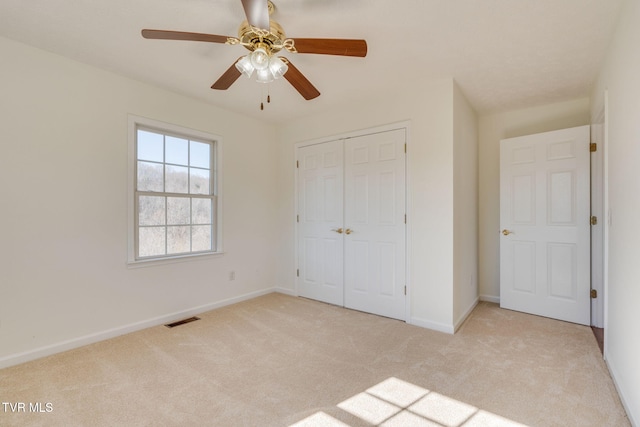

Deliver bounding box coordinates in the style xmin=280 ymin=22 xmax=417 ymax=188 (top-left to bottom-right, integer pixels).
xmin=453 ymin=82 xmax=479 ymax=328
xmin=0 ymin=37 xmax=279 ymax=367
xmin=477 ymin=98 xmax=590 ymax=302
xmin=277 ymin=78 xmax=478 ymax=332
xmin=590 ymin=0 xmax=640 ymax=422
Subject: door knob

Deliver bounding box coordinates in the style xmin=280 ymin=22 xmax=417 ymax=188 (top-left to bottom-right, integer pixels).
xmin=332 ymin=228 xmax=344 ymax=234
xmin=345 ymin=228 xmax=353 ymax=235
xmin=502 ymin=229 xmax=513 ymax=236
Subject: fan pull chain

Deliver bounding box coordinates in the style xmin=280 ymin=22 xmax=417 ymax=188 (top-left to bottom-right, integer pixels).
xmin=259 ymin=84 xmax=272 ymax=110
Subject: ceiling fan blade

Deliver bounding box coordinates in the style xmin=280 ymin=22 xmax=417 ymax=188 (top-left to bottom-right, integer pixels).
xmin=211 ymin=58 xmax=243 ymax=90
xmin=289 ymin=38 xmax=367 ymax=57
xmin=241 ymin=0 xmax=270 ymax=30
xmin=280 ymin=58 xmax=320 ymax=100
xmin=141 ymin=29 xmax=230 ymax=44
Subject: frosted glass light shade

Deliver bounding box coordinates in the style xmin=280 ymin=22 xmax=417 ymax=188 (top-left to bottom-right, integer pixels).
xmin=250 ymin=48 xmax=270 ymax=70
xmin=235 ymin=56 xmax=254 ymax=78
xmin=268 ymin=56 xmax=288 ymax=79
xmin=256 ymin=68 xmax=274 ymax=83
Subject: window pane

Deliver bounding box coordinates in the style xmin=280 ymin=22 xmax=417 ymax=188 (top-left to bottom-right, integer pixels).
xmin=139 ymin=196 xmax=166 ymax=226
xmin=137 ymin=161 xmax=163 ymax=192
xmin=139 ymin=227 xmax=165 ymax=257
xmin=192 ymin=198 xmax=212 ymax=224
xmin=190 ymin=168 xmax=210 ymax=194
xmin=167 ymin=226 xmax=190 ymax=254
xmin=137 ymin=130 xmax=164 ymax=162
xmin=132 ymin=120 xmax=217 ymax=261
xmin=165 ymin=165 xmax=188 ymax=193
xmin=166 ymin=136 xmax=188 ymax=166
xmin=192 ymin=225 xmax=212 ymax=252
xmin=167 ymin=197 xmax=190 ymax=225
xmin=190 ymin=141 xmax=210 ymax=169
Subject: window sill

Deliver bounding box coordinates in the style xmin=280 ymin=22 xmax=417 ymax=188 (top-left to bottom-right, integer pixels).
xmin=127 ymin=251 xmax=225 ymax=269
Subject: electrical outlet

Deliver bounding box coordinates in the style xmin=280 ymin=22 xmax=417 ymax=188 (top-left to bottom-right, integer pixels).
xmin=229 ymin=271 xmax=235 ymax=281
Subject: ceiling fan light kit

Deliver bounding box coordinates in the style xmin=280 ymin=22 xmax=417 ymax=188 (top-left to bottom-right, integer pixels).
xmin=235 ymin=45 xmax=288 ymax=84
xmin=141 ymin=0 xmax=367 ymax=107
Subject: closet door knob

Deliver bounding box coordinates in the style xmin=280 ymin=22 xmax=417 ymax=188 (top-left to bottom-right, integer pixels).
xmin=345 ymin=228 xmax=353 ymax=235
xmin=332 ymin=228 xmax=344 ymax=234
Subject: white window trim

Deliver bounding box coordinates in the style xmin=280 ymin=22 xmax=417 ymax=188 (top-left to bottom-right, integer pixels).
xmin=127 ymin=115 xmax=224 ymax=267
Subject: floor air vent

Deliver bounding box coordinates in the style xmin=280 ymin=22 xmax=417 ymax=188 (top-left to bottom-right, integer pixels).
xmin=165 ymin=316 xmax=200 ymax=328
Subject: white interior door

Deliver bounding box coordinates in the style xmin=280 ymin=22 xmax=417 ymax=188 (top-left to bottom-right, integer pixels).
xmin=344 ymin=129 xmax=407 ymax=320
xmin=297 ymin=141 xmax=344 ymax=306
xmin=500 ymin=126 xmax=590 ymax=325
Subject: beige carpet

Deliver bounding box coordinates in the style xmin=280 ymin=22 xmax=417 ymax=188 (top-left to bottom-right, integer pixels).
xmin=0 ymin=293 xmax=629 ymax=426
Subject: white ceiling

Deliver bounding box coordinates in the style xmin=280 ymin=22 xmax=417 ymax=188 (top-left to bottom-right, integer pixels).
xmin=0 ymin=0 xmax=624 ymax=123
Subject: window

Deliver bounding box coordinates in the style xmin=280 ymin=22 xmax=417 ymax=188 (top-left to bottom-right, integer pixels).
xmin=128 ymin=116 xmax=221 ymax=263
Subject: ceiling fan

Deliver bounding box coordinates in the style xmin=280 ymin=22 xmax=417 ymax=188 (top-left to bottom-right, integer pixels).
xmin=141 ymin=0 xmax=367 ymax=102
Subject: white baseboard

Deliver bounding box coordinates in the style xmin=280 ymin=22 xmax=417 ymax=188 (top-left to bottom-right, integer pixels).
xmin=0 ymin=287 xmax=281 ymax=370
xmin=273 ymin=287 xmax=297 ymax=297
xmin=454 ymin=297 xmax=479 ymax=332
xmin=606 ymin=357 xmax=638 ymax=427
xmin=479 ymin=294 xmax=500 ymax=304
xmin=409 ymin=316 xmax=455 ymax=334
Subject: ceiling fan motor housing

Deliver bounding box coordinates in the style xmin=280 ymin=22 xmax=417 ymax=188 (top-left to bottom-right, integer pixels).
xmin=238 ymin=19 xmax=286 ymax=55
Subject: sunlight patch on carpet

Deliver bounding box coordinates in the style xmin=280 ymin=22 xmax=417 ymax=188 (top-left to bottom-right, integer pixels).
xmin=338 ymin=392 xmax=402 ymax=425
xmin=290 ymin=377 xmax=529 ymax=427
xmin=290 ymin=411 xmax=350 ymax=427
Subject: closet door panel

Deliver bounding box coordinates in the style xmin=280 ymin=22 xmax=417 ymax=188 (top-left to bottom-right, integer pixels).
xmin=296 ymin=141 xmax=344 ymax=306
xmin=344 ymin=129 xmax=406 ymax=320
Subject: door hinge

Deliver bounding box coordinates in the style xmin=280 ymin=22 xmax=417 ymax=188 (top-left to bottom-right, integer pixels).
xmin=404 ymin=214 xmax=407 ymax=224
xmin=591 ymin=216 xmax=598 ymax=225
xmin=296 ymin=160 xmax=299 ymax=168
xmin=404 ymin=143 xmax=407 ymax=153
xmin=404 ymin=286 xmax=407 ymax=295
xmin=296 ymin=269 xmax=299 ymax=277
xmin=297 ymin=214 xmax=299 ymax=223
xmin=590 ymin=143 xmax=597 ymax=152
xmin=590 ymin=289 xmax=598 ymax=299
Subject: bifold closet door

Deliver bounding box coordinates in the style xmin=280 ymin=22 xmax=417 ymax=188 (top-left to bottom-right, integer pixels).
xmin=297 ymin=140 xmax=344 ymax=306
xmin=296 ymin=129 xmax=407 ymax=320
xmin=344 ymin=129 xmax=406 ymax=320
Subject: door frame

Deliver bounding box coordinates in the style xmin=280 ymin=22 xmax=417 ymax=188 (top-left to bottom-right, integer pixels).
xmin=293 ymin=121 xmax=411 ymax=321
xmin=590 ymin=90 xmax=609 ymax=355
xmin=591 ymin=106 xmax=605 ymax=329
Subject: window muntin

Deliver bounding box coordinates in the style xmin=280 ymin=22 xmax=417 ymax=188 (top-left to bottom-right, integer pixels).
xmin=134 ymin=126 xmax=217 ymax=260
